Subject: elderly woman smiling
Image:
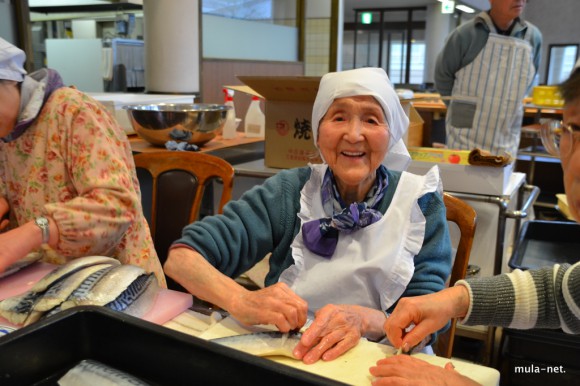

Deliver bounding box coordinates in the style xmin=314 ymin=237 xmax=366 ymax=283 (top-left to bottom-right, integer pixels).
xmin=165 ymin=68 xmax=452 ymax=363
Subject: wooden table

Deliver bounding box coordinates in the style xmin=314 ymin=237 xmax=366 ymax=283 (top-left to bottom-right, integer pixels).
xmin=129 ymin=132 xmax=264 ymax=154
xmin=129 ymin=132 xmax=265 ymax=165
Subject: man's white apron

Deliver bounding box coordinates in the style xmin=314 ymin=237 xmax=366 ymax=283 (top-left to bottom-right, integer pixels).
xmin=446 ymin=13 xmax=535 ymax=157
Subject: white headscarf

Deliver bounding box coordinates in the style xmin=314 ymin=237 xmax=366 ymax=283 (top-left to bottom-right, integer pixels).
xmin=311 ymin=67 xmax=411 ymax=171
xmin=0 ymin=38 xmax=27 ymax=82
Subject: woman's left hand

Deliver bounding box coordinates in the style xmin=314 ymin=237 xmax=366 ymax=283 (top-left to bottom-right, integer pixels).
xmin=293 ymin=304 xmax=385 ymax=364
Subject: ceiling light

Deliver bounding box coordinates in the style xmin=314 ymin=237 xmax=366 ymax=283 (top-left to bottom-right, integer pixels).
xmin=456 ymin=4 xmax=475 ymax=13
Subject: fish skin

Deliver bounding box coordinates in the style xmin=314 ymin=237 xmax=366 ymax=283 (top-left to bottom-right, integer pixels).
xmin=30 ymin=256 xmax=120 ymax=293
xmin=0 ymin=292 xmax=39 ymax=325
xmin=58 ymin=265 xmax=117 ymax=311
xmin=62 ymin=264 xmax=148 ymax=308
xmin=33 ymin=263 xmax=115 ymax=312
xmin=25 ymin=265 xmax=117 ymax=325
xmin=58 ymin=359 xmax=150 ymax=386
xmin=0 ymin=256 xmax=120 ymax=325
xmin=210 ymin=331 xmax=302 ymax=359
xmin=105 ymin=273 xmax=159 ymax=318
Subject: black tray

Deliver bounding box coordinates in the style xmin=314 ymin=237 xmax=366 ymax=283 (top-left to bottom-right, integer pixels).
xmin=0 ymin=306 xmax=346 ymax=386
xmin=509 ymin=220 xmax=580 ymax=270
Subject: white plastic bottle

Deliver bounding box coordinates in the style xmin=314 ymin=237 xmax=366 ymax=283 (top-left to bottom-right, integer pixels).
xmin=244 ymin=96 xmax=265 ymax=138
xmin=222 ymin=88 xmax=237 ymax=139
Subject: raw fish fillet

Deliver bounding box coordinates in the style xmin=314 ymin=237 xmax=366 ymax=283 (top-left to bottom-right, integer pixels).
xmin=58 ymin=359 xmax=150 ymax=386
xmin=210 ymin=331 xmax=302 ymax=358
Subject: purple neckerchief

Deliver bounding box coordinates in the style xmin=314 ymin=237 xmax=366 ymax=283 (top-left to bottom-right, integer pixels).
xmin=3 ymin=69 xmax=65 ymax=143
xmin=301 ymin=165 xmax=389 ymax=258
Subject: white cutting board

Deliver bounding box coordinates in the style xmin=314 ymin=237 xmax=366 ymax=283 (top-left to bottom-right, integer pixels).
xmin=198 ymin=316 xmax=500 ymax=386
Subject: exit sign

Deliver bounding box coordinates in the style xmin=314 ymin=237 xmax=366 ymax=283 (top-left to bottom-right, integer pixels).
xmin=442 ymin=0 xmax=455 ymax=14
xmin=361 ymin=12 xmax=372 ymax=24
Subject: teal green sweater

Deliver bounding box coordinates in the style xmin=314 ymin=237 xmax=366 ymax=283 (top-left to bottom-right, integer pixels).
xmin=175 ymin=167 xmax=452 ymax=314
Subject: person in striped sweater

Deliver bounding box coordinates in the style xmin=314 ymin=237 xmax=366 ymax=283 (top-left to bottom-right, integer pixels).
xmin=370 ymin=58 xmax=580 ymax=385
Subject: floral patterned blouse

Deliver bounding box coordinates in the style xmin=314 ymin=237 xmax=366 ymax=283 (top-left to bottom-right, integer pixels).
xmin=0 ymin=87 xmax=166 ymax=287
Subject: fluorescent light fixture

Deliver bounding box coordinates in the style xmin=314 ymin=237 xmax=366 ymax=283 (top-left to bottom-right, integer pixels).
xmin=361 ymin=12 xmax=372 ymax=24
xmin=441 ymin=0 xmax=455 ymax=14
xmin=456 ymin=4 xmax=475 ymax=13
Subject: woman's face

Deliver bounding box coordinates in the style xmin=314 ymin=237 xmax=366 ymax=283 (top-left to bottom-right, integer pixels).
xmin=0 ymin=80 xmax=20 ymax=138
xmin=561 ymin=97 xmax=580 ymax=222
xmin=317 ymin=95 xmax=390 ymax=200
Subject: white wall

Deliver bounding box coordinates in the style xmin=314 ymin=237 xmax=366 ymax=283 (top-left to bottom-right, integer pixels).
xmin=203 ymin=14 xmax=298 ymax=61
xmin=0 ymin=0 xmax=16 ymax=42
xmin=307 ymin=0 xmax=331 ymax=18
xmin=524 ymin=0 xmax=580 ymax=84
xmin=72 ymin=19 xmax=97 ymax=39
xmin=46 ymin=39 xmax=104 ymax=92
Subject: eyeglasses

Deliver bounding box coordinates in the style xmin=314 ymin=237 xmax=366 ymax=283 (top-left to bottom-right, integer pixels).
xmin=540 ymin=120 xmax=580 ymax=157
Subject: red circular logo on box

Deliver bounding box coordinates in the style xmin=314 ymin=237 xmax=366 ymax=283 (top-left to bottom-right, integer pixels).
xmin=448 ymin=154 xmax=461 ymax=164
xmin=276 ymin=120 xmax=290 ymax=136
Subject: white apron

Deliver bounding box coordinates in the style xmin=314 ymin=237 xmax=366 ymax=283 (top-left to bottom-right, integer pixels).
xmin=279 ymin=164 xmax=442 ymax=313
xmin=446 ymin=13 xmax=535 ymax=157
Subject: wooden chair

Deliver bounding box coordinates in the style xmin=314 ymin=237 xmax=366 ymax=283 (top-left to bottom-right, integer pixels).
xmin=133 ymin=151 xmax=235 ymax=289
xmin=434 ymin=192 xmax=477 ymax=358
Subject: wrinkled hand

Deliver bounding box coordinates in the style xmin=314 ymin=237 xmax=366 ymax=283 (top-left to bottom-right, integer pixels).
xmin=384 ymin=287 xmax=469 ymax=351
xmin=0 ymin=197 xmax=9 ymax=231
xmin=229 ymin=282 xmax=308 ymax=333
xmin=369 ymin=355 xmax=480 ymax=386
xmin=293 ymin=304 xmax=366 ymax=364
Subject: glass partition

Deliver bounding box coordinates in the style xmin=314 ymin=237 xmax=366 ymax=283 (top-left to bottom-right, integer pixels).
xmin=343 ymin=7 xmax=427 ymax=87
xmin=545 ymin=44 xmax=579 ymax=85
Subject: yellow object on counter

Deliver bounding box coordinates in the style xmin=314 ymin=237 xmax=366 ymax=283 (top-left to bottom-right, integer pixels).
xmin=532 ymin=86 xmax=564 ymax=107
xmin=408 ymin=147 xmax=471 ymax=165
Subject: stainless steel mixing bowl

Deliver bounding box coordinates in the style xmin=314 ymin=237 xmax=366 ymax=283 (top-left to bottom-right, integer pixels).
xmin=124 ymin=103 xmax=230 ymax=146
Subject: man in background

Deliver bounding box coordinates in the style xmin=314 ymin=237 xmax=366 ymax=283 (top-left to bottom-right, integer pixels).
xmin=435 ymin=0 xmax=542 ymax=157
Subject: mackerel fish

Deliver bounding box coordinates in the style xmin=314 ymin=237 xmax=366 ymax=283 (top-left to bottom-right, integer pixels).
xmin=105 ymin=272 xmax=159 ymax=318
xmin=0 ymin=256 xmax=119 ymax=325
xmin=210 ymin=331 xmax=302 ymax=358
xmin=58 ymin=359 xmax=150 ymax=386
xmin=60 ymin=264 xmax=152 ymax=310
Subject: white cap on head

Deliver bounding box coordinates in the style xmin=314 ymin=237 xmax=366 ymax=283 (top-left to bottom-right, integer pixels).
xmin=311 ymin=67 xmax=411 ymax=171
xmin=0 ymin=38 xmax=27 ymax=82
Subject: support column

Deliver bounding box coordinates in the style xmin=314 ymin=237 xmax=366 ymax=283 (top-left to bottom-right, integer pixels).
xmin=143 ymin=0 xmax=200 ymax=94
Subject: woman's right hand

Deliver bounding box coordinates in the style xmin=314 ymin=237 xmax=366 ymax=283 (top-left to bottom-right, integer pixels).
xmin=0 ymin=197 xmax=9 ymax=231
xmin=165 ymin=248 xmax=308 ymax=333
xmin=384 ymin=286 xmax=470 ymax=351
xmin=229 ymin=282 xmax=308 ymax=333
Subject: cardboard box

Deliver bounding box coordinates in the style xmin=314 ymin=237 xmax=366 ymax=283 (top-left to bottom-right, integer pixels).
xmin=408 ymin=147 xmax=471 ymax=165
xmin=229 ymin=76 xmax=425 ymax=169
xmin=408 ymin=161 xmax=515 ymax=196
xmin=402 ymin=102 xmax=424 ymax=147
